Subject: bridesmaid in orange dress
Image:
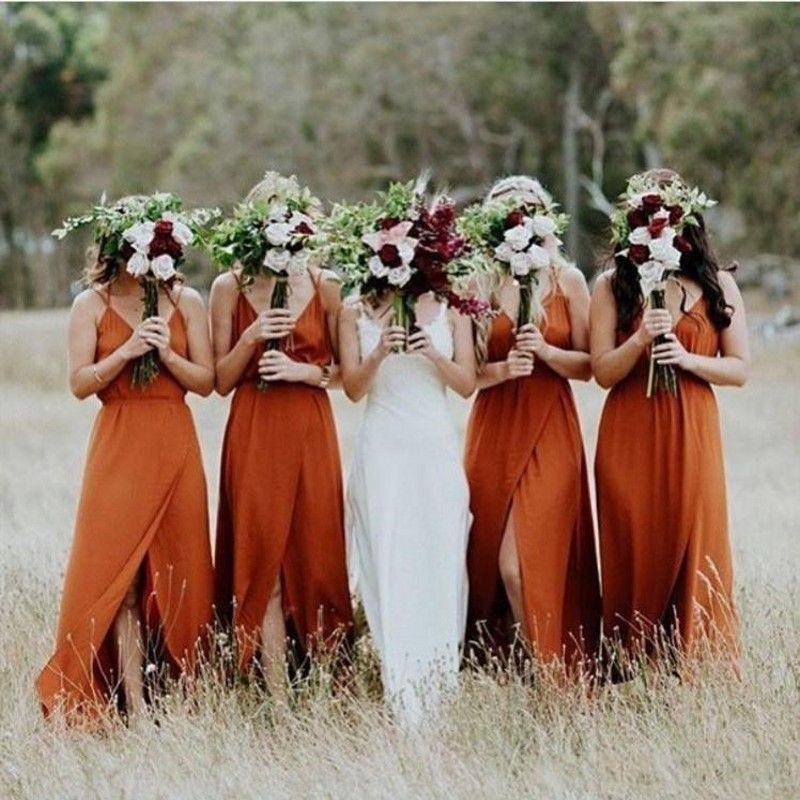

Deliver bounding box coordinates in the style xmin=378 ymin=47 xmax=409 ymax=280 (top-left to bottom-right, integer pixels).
xmin=591 ymin=169 xmax=749 ymax=676
xmin=210 ymin=178 xmax=353 ymax=693
xmin=465 ymin=176 xmax=601 ymax=668
xmin=37 ymin=205 xmax=215 ymax=719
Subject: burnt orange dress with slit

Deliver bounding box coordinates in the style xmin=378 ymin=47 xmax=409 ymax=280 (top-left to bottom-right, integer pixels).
xmin=596 ymin=296 xmax=736 ymax=666
xmin=214 ymin=273 xmax=353 ymax=667
xmin=36 ymin=293 xmax=214 ymax=717
xmin=465 ymin=290 xmax=601 ymax=665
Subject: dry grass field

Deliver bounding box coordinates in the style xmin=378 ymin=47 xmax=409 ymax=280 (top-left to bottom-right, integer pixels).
xmin=1 ymin=307 xmax=798 ymax=800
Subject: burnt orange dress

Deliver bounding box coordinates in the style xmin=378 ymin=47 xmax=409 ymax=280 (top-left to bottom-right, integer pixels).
xmin=465 ymin=291 xmax=601 ymax=665
xmin=214 ymin=273 xmax=353 ymax=667
xmin=596 ymin=297 xmax=736 ymax=665
xmin=36 ymin=295 xmax=214 ymax=717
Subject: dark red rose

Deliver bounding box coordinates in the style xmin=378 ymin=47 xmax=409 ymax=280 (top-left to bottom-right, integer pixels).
xmin=648 ymin=216 xmax=669 ymax=237
xmin=149 ymin=232 xmax=182 ymax=260
xmin=378 ymin=243 xmax=402 ymax=267
xmin=381 ymin=217 xmax=401 ymax=230
xmin=154 ymin=219 xmax=173 ymax=237
xmin=641 ymin=193 xmax=663 ymax=214
xmin=627 ymin=209 xmax=648 ymax=229
xmin=293 ymin=221 xmax=314 ymax=236
xmin=628 ymin=244 xmax=650 ymax=265
xmin=430 ymin=203 xmax=455 ymax=233
xmin=673 ymin=235 xmax=693 ymax=254
xmin=506 ymin=208 xmax=526 ymax=228
xmin=668 ymin=205 xmax=684 ymax=225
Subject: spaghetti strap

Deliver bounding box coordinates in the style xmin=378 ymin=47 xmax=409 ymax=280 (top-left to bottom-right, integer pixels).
xmin=93 ymin=285 xmax=111 ymax=307
xmin=309 ymin=268 xmax=322 ymax=290
xmin=166 ymin=282 xmax=184 ymax=309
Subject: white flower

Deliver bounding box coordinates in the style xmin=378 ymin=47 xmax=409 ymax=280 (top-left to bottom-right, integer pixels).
xmin=368 ymin=255 xmax=390 ymax=278
xmin=288 ymin=211 xmax=315 ymax=234
xmin=628 ymin=226 xmax=652 ymax=245
xmin=387 ymin=264 xmax=412 ymax=287
xmin=396 ymin=240 xmax=416 ymax=265
xmin=123 ymin=221 xmax=155 ymax=254
xmin=144 ymin=663 xmax=158 ymax=676
xmin=527 ymin=243 xmax=551 ymax=269
xmin=648 ymin=234 xmax=681 ymax=268
xmin=504 ymin=221 xmax=534 ymax=252
xmin=267 ymin=204 xmax=288 ymax=224
xmin=126 ymin=252 xmax=150 ymax=278
xmin=151 ymin=254 xmax=176 ymax=281
xmin=264 ymin=248 xmax=291 ymax=273
xmin=162 ymin=211 xmax=193 ymax=246
xmin=494 ymin=242 xmax=515 ymax=263
xmin=510 ymin=251 xmax=533 ymax=276
xmin=265 ymin=222 xmax=292 ymax=246
xmin=287 ymin=253 xmax=309 ymax=277
xmin=638 ymin=261 xmax=666 ymax=296
xmin=531 ymin=214 xmax=557 ymax=238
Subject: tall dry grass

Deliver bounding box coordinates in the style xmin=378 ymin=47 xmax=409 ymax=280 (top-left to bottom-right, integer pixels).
xmin=1 ymin=309 xmax=798 ymax=799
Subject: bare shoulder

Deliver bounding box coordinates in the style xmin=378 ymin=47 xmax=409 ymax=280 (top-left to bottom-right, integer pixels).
xmin=175 ymin=284 xmax=206 ymax=314
xmin=559 ymin=265 xmax=590 ymax=294
xmin=338 ymin=298 xmax=361 ymax=325
xmin=591 ymin=269 xmax=615 ymax=295
xmin=210 ymin=270 xmax=239 ymax=294
xmin=71 ymin=287 xmax=105 ymax=320
xmin=718 ymin=268 xmax=743 ymax=300
xmin=318 ymin=268 xmax=343 ymax=307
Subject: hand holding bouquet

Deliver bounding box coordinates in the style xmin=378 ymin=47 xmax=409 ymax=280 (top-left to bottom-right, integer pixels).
xmin=53 ymin=193 xmax=218 ymax=387
xmin=610 ymin=174 xmax=716 ymax=397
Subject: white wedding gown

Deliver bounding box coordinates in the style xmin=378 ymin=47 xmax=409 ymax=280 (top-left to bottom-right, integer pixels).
xmin=347 ymin=302 xmax=471 ymax=725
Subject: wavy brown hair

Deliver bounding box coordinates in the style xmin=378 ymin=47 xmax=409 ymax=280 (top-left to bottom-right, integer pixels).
xmin=611 ymin=169 xmax=733 ymax=333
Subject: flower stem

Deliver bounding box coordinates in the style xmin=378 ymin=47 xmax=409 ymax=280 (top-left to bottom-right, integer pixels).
xmin=131 ymin=278 xmax=160 ymax=388
xmin=257 ymin=276 xmax=290 ymax=391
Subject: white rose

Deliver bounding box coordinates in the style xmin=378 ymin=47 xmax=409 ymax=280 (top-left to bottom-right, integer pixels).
xmin=150 ymin=254 xmax=176 ymax=281
xmin=162 ymin=212 xmax=193 ymax=246
xmin=288 ymin=211 xmax=315 ymax=233
xmin=267 ymin=204 xmax=288 ymax=224
xmin=494 ymin=242 xmax=515 ymax=263
xmin=126 ymin=252 xmax=150 ymax=278
xmin=648 ymin=235 xmax=681 ymax=268
xmin=638 ymin=261 xmax=666 ymax=296
xmin=396 ymin=240 xmax=416 ymax=265
xmin=123 ymin=221 xmax=155 ymax=254
xmin=368 ymin=255 xmax=389 ymax=278
xmin=387 ymin=264 xmax=412 ymax=287
xmin=264 ymin=248 xmax=291 ymax=273
xmin=527 ymin=243 xmax=551 ymax=269
xmin=531 ymin=214 xmax=557 ymax=238
xmin=510 ymin=251 xmax=533 ymax=276
xmin=628 ymin=226 xmax=652 ymax=246
xmin=504 ymin=221 xmax=534 ymax=252
xmin=287 ymin=252 xmax=309 ymax=277
xmin=265 ymin=222 xmax=292 ymax=247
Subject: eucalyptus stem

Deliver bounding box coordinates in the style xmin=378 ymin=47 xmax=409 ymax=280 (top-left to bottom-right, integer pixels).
xmin=131 ymin=277 xmax=160 ymax=388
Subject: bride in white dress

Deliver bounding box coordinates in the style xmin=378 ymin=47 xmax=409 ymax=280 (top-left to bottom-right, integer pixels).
xmin=339 ymin=290 xmax=476 ymax=724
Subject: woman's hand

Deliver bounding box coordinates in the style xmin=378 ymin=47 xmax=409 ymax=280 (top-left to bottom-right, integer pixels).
xmin=258 ymin=350 xmax=319 ymax=384
xmin=652 ymin=333 xmax=695 ymax=370
xmin=243 ymin=309 xmax=295 ymax=347
xmin=141 ymin=316 xmax=174 ymax=364
xmin=407 ymin=328 xmax=441 ymax=362
xmin=375 ymin=325 xmax=407 ymax=358
xmin=119 ymin=320 xmax=157 ymax=361
xmin=515 ymin=323 xmax=550 ymax=359
xmin=506 ymin=348 xmax=534 ymax=379
xmin=634 ymin=308 xmax=673 ymax=346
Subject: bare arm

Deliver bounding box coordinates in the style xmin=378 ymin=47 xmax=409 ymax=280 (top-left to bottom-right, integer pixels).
xmin=338 ymin=304 xmax=405 ymax=402
xmin=653 ymin=271 xmax=750 ymax=387
xmin=68 ymin=290 xmax=151 ymax=400
xmin=589 ymin=271 xmax=672 ymax=389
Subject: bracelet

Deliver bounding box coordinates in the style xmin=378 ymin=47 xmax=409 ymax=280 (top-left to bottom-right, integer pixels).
xmin=92 ymin=364 xmax=104 ymax=384
xmin=318 ymin=364 xmax=332 ymax=389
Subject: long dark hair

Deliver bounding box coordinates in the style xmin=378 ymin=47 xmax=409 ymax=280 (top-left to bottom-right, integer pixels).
xmin=611 ymin=172 xmax=733 ymax=333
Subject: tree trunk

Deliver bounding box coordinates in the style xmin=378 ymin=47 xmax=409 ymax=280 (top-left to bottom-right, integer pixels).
xmin=562 ymin=60 xmax=581 ymax=260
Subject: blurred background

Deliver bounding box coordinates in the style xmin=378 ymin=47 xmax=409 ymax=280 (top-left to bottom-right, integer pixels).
xmin=1 ymin=1 xmax=799 ymax=322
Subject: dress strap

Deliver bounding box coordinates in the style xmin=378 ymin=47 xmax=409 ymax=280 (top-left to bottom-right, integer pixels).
xmin=309 ymin=267 xmax=323 ymax=290
xmin=165 ymin=282 xmax=184 ymax=309
xmin=93 ymin=284 xmax=111 ymax=307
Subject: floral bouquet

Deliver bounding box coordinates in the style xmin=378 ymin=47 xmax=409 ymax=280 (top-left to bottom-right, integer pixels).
xmin=53 ymin=192 xmax=218 ymax=387
xmin=202 ymin=173 xmax=323 ymax=389
xmin=323 ymin=177 xmax=487 ymax=350
xmin=610 ymin=174 xmax=716 ymax=397
xmin=458 ymin=191 xmax=569 ymax=329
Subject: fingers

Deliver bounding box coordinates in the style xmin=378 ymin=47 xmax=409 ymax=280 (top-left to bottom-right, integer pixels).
xmin=407 ymin=331 xmax=431 ymax=351
xmin=258 ymin=350 xmax=288 ymax=367
xmin=381 ymin=328 xmax=408 ymax=350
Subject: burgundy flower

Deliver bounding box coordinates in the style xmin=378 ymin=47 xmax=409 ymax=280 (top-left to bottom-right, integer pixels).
xmin=673 ymin=235 xmax=693 ymax=254
xmin=293 ymin=221 xmax=314 ymax=236
xmin=627 ymin=209 xmax=648 ymax=229
xmin=641 ymin=194 xmax=663 ymax=214
xmin=628 ymin=244 xmax=650 ymax=265
xmin=668 ymin=205 xmax=684 ymax=225
xmin=154 ymin=219 xmax=174 ymax=237
xmin=378 ymin=243 xmax=402 ymax=267
xmin=381 ymin=216 xmax=401 ymax=231
xmin=506 ymin=208 xmax=526 ymax=228
xmin=648 ymin=216 xmax=669 ymax=237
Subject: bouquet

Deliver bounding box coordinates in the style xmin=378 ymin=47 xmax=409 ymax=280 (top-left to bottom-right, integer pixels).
xmin=202 ymin=173 xmax=323 ymax=389
xmin=323 ymin=177 xmax=487 ymax=350
xmin=459 ymin=191 xmax=569 ymax=329
xmin=610 ymin=174 xmax=716 ymax=397
xmin=53 ymin=192 xmax=218 ymax=387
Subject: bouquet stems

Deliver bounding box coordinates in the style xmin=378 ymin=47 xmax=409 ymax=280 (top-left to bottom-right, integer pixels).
xmin=392 ymin=292 xmax=417 ymax=353
xmin=257 ymin=276 xmax=290 ymax=391
xmin=131 ymin=277 xmax=160 ymax=388
xmin=517 ymin=276 xmax=535 ymax=330
xmin=646 ymin=286 xmax=678 ymax=398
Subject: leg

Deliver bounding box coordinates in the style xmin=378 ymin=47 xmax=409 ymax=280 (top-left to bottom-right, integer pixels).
xmin=498 ymin=509 xmax=525 ymax=637
xmin=113 ymin=583 xmax=146 ymax=716
xmin=260 ymin=578 xmax=288 ymax=700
